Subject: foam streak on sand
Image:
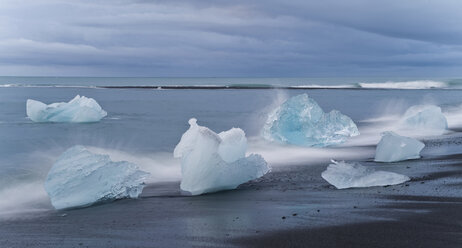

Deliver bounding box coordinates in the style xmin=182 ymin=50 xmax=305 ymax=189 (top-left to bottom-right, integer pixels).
xmin=0 ymin=182 xmax=49 ymax=218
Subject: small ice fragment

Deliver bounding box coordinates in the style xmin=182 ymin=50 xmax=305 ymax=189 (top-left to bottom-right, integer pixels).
xmin=322 ymin=160 xmax=410 ymax=189
xmin=401 ymin=105 xmax=448 ymax=134
xmin=174 ymin=118 xmax=270 ymax=195
xmin=374 ymin=131 xmax=425 ymax=162
xmin=263 ymin=94 xmax=359 ymax=147
xmin=44 ymin=146 xmax=150 ymax=210
xmin=27 ymin=95 xmax=107 ymax=123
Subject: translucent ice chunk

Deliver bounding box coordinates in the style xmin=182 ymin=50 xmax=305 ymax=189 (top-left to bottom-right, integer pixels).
xmin=263 ymin=94 xmax=359 ymax=147
xmin=217 ymin=128 xmax=247 ymax=163
xmin=27 ymin=95 xmax=107 ymax=123
xmin=44 ymin=146 xmax=150 ymax=210
xmin=401 ymin=105 xmax=448 ymax=135
xmin=322 ymin=160 xmax=410 ymax=189
xmin=374 ymin=131 xmax=425 ymax=162
xmin=174 ymin=118 xmax=270 ymax=195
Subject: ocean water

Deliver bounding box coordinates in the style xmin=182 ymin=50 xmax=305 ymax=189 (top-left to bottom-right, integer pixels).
xmin=1 ymin=77 xmax=462 ymax=216
xmin=1 ymin=76 xmax=462 ymax=89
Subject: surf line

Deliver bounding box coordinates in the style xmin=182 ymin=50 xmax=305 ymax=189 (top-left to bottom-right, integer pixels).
xmin=99 ymin=85 xmax=364 ymax=90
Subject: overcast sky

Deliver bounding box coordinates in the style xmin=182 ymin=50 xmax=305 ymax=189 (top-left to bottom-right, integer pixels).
xmin=1 ymin=0 xmax=462 ymax=77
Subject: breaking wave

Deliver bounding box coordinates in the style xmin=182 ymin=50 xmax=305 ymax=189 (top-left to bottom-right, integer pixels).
xmin=358 ymin=80 xmax=448 ymax=89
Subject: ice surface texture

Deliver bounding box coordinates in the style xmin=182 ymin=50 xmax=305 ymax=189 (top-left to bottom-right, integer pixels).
xmin=27 ymin=95 xmax=107 ymax=123
xmin=45 ymin=146 xmax=150 ymax=210
xmin=263 ymin=94 xmax=359 ymax=147
xmin=375 ymin=131 xmax=425 ymax=162
xmin=174 ymin=118 xmax=270 ymax=195
xmin=401 ymin=105 xmax=448 ymax=135
xmin=322 ymin=160 xmax=410 ymax=189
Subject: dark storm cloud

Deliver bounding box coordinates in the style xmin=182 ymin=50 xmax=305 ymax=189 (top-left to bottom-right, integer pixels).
xmin=0 ymin=0 xmax=462 ymax=76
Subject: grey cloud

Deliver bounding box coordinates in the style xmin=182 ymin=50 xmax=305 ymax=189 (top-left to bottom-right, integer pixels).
xmin=0 ymin=0 xmax=462 ymax=76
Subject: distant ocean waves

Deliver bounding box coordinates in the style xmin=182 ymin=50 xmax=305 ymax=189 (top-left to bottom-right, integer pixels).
xmin=0 ymin=84 xmax=98 ymax=89
xmin=357 ymin=80 xmax=449 ymax=89
xmin=0 ymin=80 xmax=460 ymax=90
xmin=298 ymin=80 xmax=454 ymax=89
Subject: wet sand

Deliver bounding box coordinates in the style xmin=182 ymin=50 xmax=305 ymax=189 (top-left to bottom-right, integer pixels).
xmin=1 ymin=138 xmax=462 ymax=247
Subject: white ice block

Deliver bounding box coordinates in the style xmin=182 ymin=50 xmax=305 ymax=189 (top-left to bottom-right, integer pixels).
xmin=27 ymin=95 xmax=107 ymax=123
xmin=374 ymin=131 xmax=425 ymax=162
xmin=263 ymin=94 xmax=359 ymax=147
xmin=174 ymin=118 xmax=270 ymax=195
xmin=401 ymin=105 xmax=448 ymax=135
xmin=322 ymin=160 xmax=410 ymax=189
xmin=44 ymin=146 xmax=149 ymax=210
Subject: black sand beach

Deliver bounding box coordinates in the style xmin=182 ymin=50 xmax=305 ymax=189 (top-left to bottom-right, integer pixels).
xmin=1 ymin=134 xmax=462 ymax=248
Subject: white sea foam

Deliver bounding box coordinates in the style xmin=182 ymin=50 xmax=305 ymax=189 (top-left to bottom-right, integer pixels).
xmin=444 ymin=104 xmax=462 ymax=129
xmin=0 ymin=182 xmax=50 ymax=219
xmin=248 ymin=137 xmax=375 ymax=167
xmin=289 ymin=85 xmax=355 ymax=89
xmin=358 ymin=80 xmax=448 ymax=89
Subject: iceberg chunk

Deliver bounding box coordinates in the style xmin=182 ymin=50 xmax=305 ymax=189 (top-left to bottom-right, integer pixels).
xmin=263 ymin=94 xmax=359 ymax=147
xmin=374 ymin=131 xmax=425 ymax=162
xmin=174 ymin=118 xmax=270 ymax=195
xmin=401 ymin=105 xmax=448 ymax=134
xmin=44 ymin=146 xmax=150 ymax=210
xmin=322 ymin=160 xmax=410 ymax=189
xmin=27 ymin=95 xmax=107 ymax=123
xmin=217 ymin=128 xmax=248 ymax=163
